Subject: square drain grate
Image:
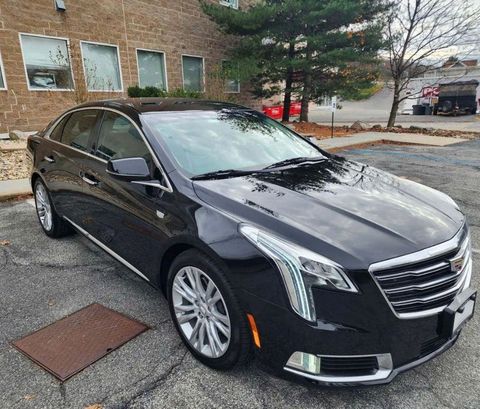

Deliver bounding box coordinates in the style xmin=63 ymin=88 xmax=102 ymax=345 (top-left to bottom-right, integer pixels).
xmin=12 ymin=303 xmax=149 ymax=381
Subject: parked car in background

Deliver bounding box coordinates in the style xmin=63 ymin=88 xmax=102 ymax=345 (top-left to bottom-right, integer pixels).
xmin=27 ymin=98 xmax=476 ymax=386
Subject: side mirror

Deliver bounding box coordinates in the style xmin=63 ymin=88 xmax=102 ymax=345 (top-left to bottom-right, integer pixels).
xmin=106 ymin=157 xmax=150 ymax=181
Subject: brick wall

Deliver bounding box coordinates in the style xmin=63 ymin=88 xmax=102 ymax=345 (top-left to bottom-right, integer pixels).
xmin=0 ymin=0 xmax=257 ymax=133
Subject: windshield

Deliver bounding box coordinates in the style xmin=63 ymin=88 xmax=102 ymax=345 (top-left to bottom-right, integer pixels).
xmin=142 ymin=109 xmax=323 ymax=177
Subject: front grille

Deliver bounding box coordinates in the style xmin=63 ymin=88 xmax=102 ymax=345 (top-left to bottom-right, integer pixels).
xmin=320 ymin=356 xmax=379 ymax=376
xmin=370 ymin=228 xmax=471 ymax=317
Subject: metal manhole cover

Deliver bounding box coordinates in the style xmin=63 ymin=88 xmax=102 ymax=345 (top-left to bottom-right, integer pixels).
xmin=12 ymin=303 xmax=149 ymax=381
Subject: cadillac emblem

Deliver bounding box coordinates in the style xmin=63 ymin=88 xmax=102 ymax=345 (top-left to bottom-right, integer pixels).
xmin=450 ymin=256 xmax=465 ymax=273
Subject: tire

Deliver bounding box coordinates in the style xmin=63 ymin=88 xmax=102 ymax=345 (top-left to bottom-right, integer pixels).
xmin=167 ymin=249 xmax=252 ymax=370
xmin=33 ymin=179 xmax=73 ymax=238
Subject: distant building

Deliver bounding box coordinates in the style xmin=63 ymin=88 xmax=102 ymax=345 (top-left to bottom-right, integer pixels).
xmin=0 ymin=0 xmax=254 ymax=133
xmin=400 ymin=58 xmax=480 ymax=114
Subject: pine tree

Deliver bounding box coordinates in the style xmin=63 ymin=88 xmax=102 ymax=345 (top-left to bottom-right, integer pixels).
xmin=201 ymin=0 xmax=389 ymax=122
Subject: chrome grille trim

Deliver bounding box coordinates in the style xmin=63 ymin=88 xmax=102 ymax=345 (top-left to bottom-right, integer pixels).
xmin=383 ymin=270 xmax=462 ymax=295
xmin=369 ymin=224 xmax=472 ymax=319
xmin=376 ymin=261 xmax=450 ymax=282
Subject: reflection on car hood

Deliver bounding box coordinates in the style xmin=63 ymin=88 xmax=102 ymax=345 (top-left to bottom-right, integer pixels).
xmin=192 ymin=157 xmax=465 ymax=269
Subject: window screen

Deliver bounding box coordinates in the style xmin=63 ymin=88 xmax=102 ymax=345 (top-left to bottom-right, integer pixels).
xmin=220 ymin=0 xmax=238 ymax=9
xmin=62 ymin=110 xmax=98 ymax=151
xmin=0 ymin=52 xmax=5 ymax=89
xmin=222 ymin=61 xmax=240 ymax=93
xmin=95 ymin=112 xmax=150 ymax=161
xmin=137 ymin=50 xmax=167 ymax=90
xmin=81 ymin=42 xmax=122 ymax=91
xmin=20 ymin=34 xmax=73 ymax=90
xmin=182 ymin=56 xmax=204 ymax=92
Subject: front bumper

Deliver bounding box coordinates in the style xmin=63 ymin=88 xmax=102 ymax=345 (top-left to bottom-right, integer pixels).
xmin=241 ymin=286 xmax=475 ymax=386
xmin=283 ymin=334 xmax=459 ymax=386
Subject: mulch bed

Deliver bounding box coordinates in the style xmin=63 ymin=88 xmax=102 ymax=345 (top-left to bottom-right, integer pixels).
xmin=289 ymin=121 xmax=480 ymax=140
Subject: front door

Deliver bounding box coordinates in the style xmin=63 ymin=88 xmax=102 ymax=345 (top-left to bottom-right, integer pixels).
xmin=80 ymin=110 xmax=171 ymax=281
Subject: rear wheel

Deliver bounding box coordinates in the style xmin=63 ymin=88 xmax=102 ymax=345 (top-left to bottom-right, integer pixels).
xmin=34 ymin=179 xmax=73 ymax=238
xmin=167 ymin=249 xmax=252 ymax=370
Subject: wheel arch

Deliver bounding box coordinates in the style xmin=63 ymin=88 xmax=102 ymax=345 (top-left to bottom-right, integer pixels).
xmin=30 ymin=172 xmax=43 ymax=191
xmin=157 ymin=238 xmax=230 ymax=298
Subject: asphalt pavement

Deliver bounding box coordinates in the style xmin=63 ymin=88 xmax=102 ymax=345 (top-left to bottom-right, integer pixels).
xmin=0 ymin=139 xmax=479 ymax=408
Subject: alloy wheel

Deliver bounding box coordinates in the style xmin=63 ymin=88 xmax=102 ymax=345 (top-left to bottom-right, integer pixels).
xmin=172 ymin=266 xmax=231 ymax=358
xmin=35 ymin=183 xmax=53 ymax=231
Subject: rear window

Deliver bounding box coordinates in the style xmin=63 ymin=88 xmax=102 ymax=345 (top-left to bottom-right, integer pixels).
xmin=61 ymin=110 xmax=99 ymax=151
xmin=49 ymin=115 xmax=70 ymax=142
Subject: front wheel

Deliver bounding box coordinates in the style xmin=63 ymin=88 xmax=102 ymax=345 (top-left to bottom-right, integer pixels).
xmin=167 ymin=249 xmax=252 ymax=370
xmin=34 ymin=179 xmax=73 ymax=238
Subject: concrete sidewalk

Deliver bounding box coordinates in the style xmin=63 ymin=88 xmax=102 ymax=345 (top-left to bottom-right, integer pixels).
xmin=315 ymin=131 xmax=469 ymax=151
xmin=0 ymin=178 xmax=31 ymax=200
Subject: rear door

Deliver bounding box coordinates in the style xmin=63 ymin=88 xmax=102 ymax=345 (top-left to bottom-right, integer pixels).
xmin=42 ymin=109 xmax=101 ymax=223
xmin=80 ymin=110 xmax=171 ymax=280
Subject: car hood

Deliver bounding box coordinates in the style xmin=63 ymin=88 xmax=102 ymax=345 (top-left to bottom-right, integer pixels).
xmin=192 ymin=157 xmax=465 ymax=270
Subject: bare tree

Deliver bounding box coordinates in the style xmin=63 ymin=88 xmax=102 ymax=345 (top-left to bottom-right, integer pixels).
xmin=385 ymin=0 xmax=479 ymax=127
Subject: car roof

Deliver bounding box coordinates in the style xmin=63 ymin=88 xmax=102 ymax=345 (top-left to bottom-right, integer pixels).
xmin=74 ymin=98 xmax=248 ymax=114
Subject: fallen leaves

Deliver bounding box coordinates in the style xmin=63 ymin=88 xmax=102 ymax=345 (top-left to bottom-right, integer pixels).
xmin=0 ymin=240 xmax=11 ymax=246
xmin=84 ymin=404 xmax=103 ymax=409
xmin=0 ymin=150 xmax=29 ymax=181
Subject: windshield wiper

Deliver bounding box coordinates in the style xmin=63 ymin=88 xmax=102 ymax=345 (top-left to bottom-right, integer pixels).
xmin=263 ymin=156 xmax=326 ymax=170
xmin=191 ymin=169 xmax=263 ymax=181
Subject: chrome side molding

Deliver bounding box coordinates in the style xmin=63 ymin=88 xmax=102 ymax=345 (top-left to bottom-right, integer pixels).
xmin=63 ymin=216 xmax=150 ymax=282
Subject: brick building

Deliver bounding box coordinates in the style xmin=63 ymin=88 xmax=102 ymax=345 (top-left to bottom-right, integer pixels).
xmin=0 ymin=0 xmax=254 ymax=133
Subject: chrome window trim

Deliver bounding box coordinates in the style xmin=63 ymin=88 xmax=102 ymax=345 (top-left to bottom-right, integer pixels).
xmin=44 ymin=106 xmax=173 ymax=193
xmin=284 ymin=353 xmax=393 ymax=385
xmin=369 ymin=224 xmax=470 ymax=319
xmin=64 ymin=216 xmax=150 ymax=282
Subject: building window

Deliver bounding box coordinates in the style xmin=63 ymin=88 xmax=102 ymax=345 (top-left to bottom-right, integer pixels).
xmin=222 ymin=61 xmax=240 ymax=93
xmin=81 ymin=41 xmax=123 ymax=91
xmin=136 ymin=49 xmax=167 ymax=90
xmin=182 ymin=55 xmax=204 ymax=92
xmin=0 ymin=51 xmax=6 ymax=90
xmin=220 ymin=0 xmax=238 ymax=9
xmin=19 ymin=34 xmax=74 ymax=91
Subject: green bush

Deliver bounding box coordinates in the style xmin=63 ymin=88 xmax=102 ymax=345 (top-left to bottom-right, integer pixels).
xmin=127 ymin=85 xmax=201 ymax=99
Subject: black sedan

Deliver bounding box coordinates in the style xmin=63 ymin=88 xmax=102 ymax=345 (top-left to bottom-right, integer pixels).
xmin=27 ymin=98 xmax=475 ymax=386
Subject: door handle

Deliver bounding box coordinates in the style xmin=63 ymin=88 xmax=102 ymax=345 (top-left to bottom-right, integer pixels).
xmin=44 ymin=155 xmax=55 ymax=163
xmin=80 ymin=171 xmax=99 ymax=186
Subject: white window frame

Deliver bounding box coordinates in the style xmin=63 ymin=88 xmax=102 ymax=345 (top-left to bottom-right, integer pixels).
xmin=0 ymin=50 xmax=7 ymax=91
xmin=135 ymin=48 xmax=169 ymax=91
xmin=181 ymin=54 xmax=205 ymax=93
xmin=220 ymin=0 xmax=239 ymax=9
xmin=80 ymin=40 xmax=124 ymax=93
xmin=222 ymin=60 xmax=240 ymax=94
xmin=19 ymin=32 xmax=75 ymax=92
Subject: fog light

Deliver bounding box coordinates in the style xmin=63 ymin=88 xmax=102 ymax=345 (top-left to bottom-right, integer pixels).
xmin=286 ymin=351 xmax=321 ymax=375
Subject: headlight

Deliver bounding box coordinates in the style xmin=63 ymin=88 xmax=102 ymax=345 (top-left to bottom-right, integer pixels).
xmin=239 ymin=224 xmax=357 ymax=322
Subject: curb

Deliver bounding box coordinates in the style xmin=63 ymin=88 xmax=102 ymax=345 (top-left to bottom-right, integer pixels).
xmin=0 ymin=178 xmax=31 ymax=201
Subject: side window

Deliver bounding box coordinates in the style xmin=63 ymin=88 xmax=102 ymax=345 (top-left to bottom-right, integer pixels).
xmin=95 ymin=111 xmax=151 ymax=162
xmin=49 ymin=114 xmax=70 ymax=142
xmin=62 ymin=110 xmax=99 ymax=151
